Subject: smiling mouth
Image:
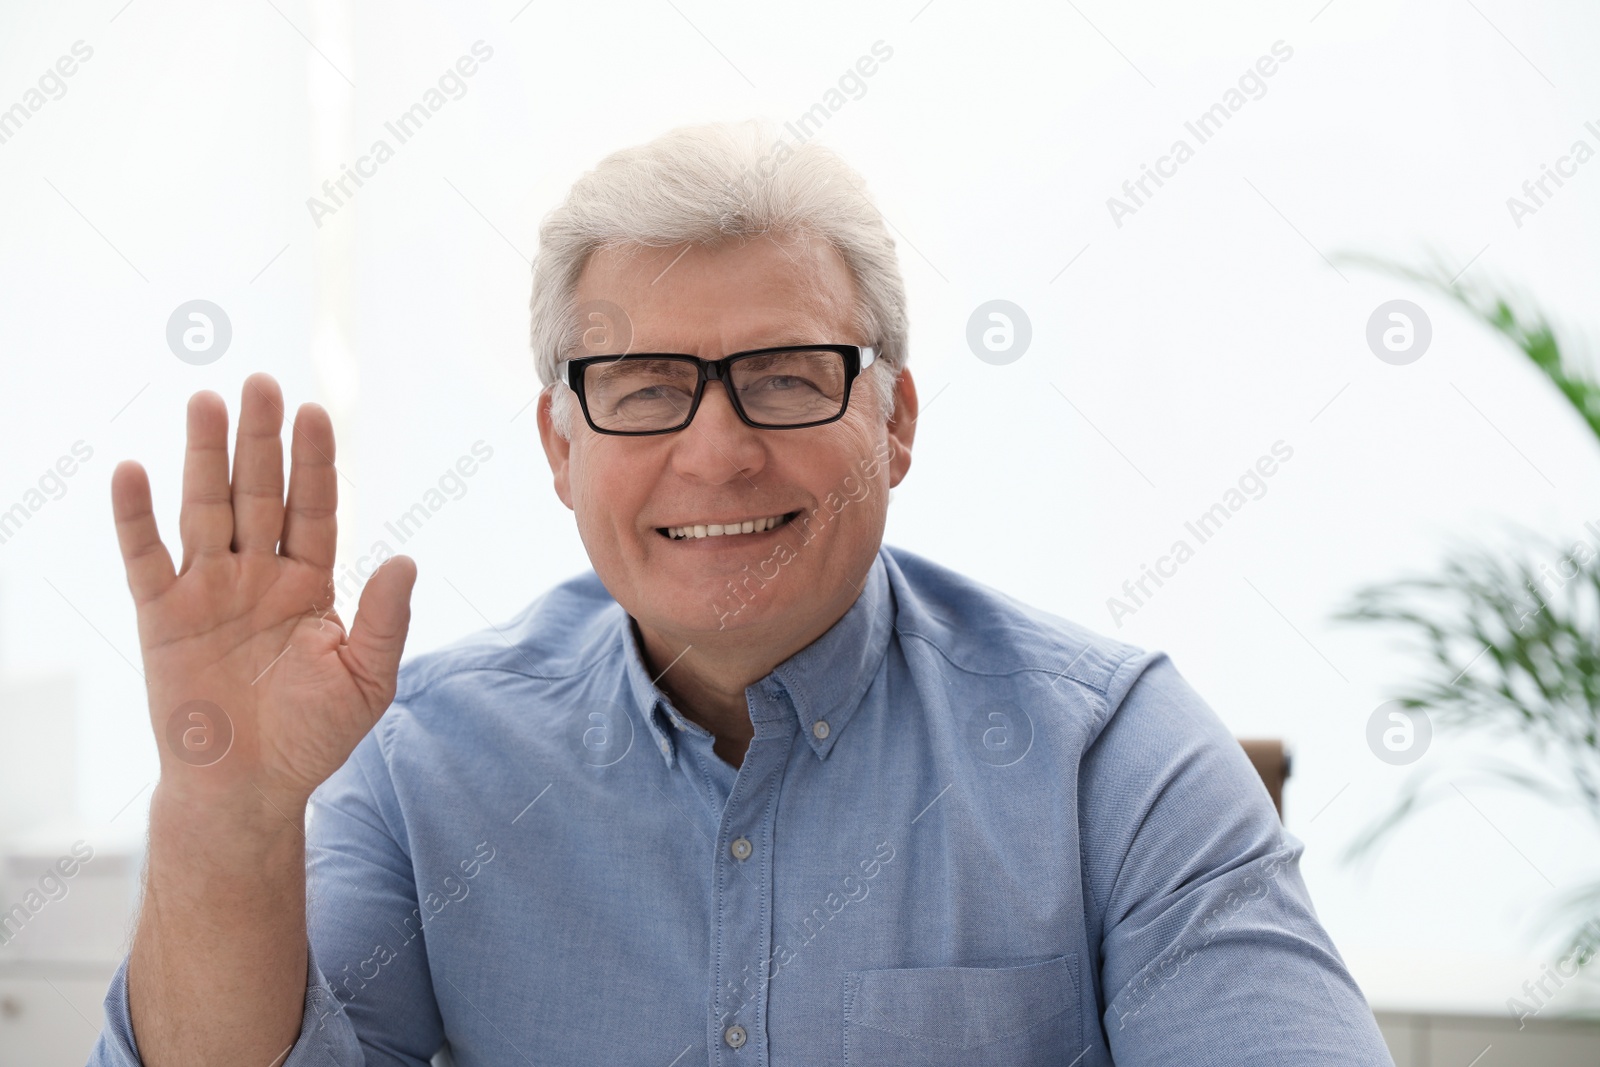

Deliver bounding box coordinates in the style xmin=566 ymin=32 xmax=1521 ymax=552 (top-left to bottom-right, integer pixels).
xmin=657 ymin=510 xmax=801 ymax=541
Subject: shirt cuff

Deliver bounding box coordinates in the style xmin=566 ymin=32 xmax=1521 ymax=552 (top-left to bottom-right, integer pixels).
xmin=87 ymin=939 xmax=364 ymax=1066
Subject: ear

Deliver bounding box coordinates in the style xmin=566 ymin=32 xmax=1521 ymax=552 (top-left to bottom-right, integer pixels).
xmin=883 ymin=367 xmax=917 ymax=489
xmin=536 ymin=385 xmax=575 ymax=511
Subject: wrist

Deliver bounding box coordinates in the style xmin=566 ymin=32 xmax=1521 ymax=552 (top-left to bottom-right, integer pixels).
xmin=150 ymin=778 xmax=310 ymax=844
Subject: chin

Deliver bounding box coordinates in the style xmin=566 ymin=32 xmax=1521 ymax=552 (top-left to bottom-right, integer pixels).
xmin=686 ymin=578 xmax=794 ymax=636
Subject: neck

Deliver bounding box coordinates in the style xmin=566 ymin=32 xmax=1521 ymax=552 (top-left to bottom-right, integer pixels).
xmin=631 ymin=579 xmax=862 ymax=747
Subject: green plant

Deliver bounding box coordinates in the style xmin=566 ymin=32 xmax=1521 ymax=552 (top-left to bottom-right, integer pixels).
xmin=1330 ymin=250 xmax=1600 ymax=970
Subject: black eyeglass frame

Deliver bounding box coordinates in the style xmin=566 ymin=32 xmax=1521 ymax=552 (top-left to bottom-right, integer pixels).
xmin=557 ymin=343 xmax=879 ymax=436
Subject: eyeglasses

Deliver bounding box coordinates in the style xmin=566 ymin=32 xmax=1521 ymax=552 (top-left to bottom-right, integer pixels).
xmin=557 ymin=344 xmax=877 ymax=436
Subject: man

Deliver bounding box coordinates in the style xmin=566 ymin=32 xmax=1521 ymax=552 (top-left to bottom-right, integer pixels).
xmin=91 ymin=120 xmax=1394 ymax=1065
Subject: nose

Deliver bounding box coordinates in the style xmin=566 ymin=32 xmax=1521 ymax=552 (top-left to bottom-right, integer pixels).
xmin=668 ymin=380 xmax=766 ymax=483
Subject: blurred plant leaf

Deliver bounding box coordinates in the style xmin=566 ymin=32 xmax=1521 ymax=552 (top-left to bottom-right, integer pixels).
xmin=1336 ymin=249 xmax=1600 ymax=445
xmin=1332 ymin=252 xmax=1600 ymax=973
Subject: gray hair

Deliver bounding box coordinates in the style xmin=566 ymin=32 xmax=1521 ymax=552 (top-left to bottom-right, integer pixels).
xmin=528 ymin=119 xmax=909 ymax=438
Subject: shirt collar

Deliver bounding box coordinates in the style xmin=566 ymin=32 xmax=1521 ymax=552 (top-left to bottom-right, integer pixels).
xmin=617 ymin=548 xmax=894 ymax=768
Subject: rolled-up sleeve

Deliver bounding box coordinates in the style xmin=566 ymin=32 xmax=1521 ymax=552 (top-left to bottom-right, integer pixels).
xmin=89 ymin=937 xmax=362 ymax=1066
xmin=1081 ymin=650 xmax=1394 ymax=1066
xmin=88 ymin=713 xmax=440 ymax=1066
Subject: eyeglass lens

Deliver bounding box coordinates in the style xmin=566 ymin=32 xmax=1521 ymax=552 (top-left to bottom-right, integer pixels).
xmin=584 ymin=349 xmax=849 ymax=432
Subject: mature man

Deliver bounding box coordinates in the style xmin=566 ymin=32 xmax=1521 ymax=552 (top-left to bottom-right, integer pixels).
xmin=92 ymin=121 xmax=1393 ymax=1065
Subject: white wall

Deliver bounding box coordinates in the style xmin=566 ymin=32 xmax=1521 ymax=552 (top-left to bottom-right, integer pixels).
xmin=2 ymin=0 xmax=1598 ymax=1020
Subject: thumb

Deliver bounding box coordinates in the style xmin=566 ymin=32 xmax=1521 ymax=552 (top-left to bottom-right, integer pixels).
xmin=345 ymin=555 xmax=418 ymax=708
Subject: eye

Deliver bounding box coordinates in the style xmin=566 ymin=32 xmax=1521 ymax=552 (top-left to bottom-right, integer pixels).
xmin=613 ymin=382 xmax=695 ymax=409
xmin=748 ymin=375 xmax=818 ymax=393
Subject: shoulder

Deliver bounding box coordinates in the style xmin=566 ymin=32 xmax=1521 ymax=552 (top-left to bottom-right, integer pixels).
xmin=879 ymin=542 xmax=1168 ymax=731
xmin=388 ymin=564 xmax=622 ymax=711
xmin=314 ymin=566 xmax=623 ymax=844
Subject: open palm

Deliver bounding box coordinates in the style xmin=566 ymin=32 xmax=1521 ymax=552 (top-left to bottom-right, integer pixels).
xmin=110 ymin=373 xmax=416 ymax=812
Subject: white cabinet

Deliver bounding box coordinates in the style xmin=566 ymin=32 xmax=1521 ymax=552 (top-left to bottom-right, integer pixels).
xmin=1377 ymin=1010 xmax=1600 ymax=1067
xmin=0 ymin=964 xmax=114 ymax=1067
xmin=0 ymin=819 xmax=143 ymax=1064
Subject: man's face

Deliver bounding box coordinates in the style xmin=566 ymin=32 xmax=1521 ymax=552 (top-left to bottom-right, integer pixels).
xmin=537 ymin=231 xmax=915 ymax=656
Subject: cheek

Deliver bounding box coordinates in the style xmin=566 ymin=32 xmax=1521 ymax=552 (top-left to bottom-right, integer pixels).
xmin=569 ymin=447 xmax=658 ymax=541
xmin=567 ymin=448 xmax=613 ymax=514
xmin=565 ymin=475 xmax=620 ymax=558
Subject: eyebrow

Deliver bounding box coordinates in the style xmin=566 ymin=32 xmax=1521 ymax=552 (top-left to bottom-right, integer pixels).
xmin=616 ymin=306 xmax=848 ymax=356
xmin=606 ymin=333 xmax=839 ymax=357
xmin=586 ymin=357 xmax=691 ymax=381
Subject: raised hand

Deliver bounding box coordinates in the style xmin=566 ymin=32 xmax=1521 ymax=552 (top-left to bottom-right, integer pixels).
xmin=110 ymin=372 xmax=417 ymax=814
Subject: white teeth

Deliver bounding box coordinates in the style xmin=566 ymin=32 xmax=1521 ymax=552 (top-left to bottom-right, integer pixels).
xmin=664 ymin=513 xmax=791 ymax=540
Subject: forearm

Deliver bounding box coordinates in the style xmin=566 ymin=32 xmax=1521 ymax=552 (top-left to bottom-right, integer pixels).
xmin=127 ymin=785 xmax=312 ymax=1067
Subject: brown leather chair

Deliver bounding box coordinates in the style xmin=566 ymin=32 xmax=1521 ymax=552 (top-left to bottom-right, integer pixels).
xmin=1237 ymin=739 xmax=1290 ymax=820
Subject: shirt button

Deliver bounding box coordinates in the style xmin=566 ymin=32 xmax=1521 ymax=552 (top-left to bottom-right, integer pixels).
xmin=724 ymin=1023 xmax=747 ymax=1048
xmin=812 ymin=719 xmax=830 ymax=740
xmin=730 ymin=836 xmax=752 ymax=861
xmin=658 ymin=738 xmax=669 ymax=754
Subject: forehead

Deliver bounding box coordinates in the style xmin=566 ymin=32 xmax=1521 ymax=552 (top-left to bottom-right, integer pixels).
xmin=573 ymin=232 xmax=859 ymax=352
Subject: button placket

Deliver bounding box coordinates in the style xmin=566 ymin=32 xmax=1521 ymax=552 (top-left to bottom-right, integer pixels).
xmin=709 ymin=698 xmax=794 ymax=1065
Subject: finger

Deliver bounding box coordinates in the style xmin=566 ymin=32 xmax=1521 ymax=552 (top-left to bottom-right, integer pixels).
xmin=111 ymin=460 xmax=177 ymax=604
xmin=231 ymin=373 xmax=287 ymax=554
xmin=178 ymin=390 xmax=233 ymax=573
xmin=281 ymin=402 xmax=338 ymax=570
xmin=343 ymin=555 xmax=417 ymax=716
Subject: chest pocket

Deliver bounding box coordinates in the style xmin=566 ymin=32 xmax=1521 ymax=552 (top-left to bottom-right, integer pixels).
xmin=842 ymin=953 xmax=1079 ymax=1066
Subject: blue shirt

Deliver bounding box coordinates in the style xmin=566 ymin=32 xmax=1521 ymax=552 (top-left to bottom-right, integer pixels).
xmin=90 ymin=543 xmax=1394 ymax=1066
